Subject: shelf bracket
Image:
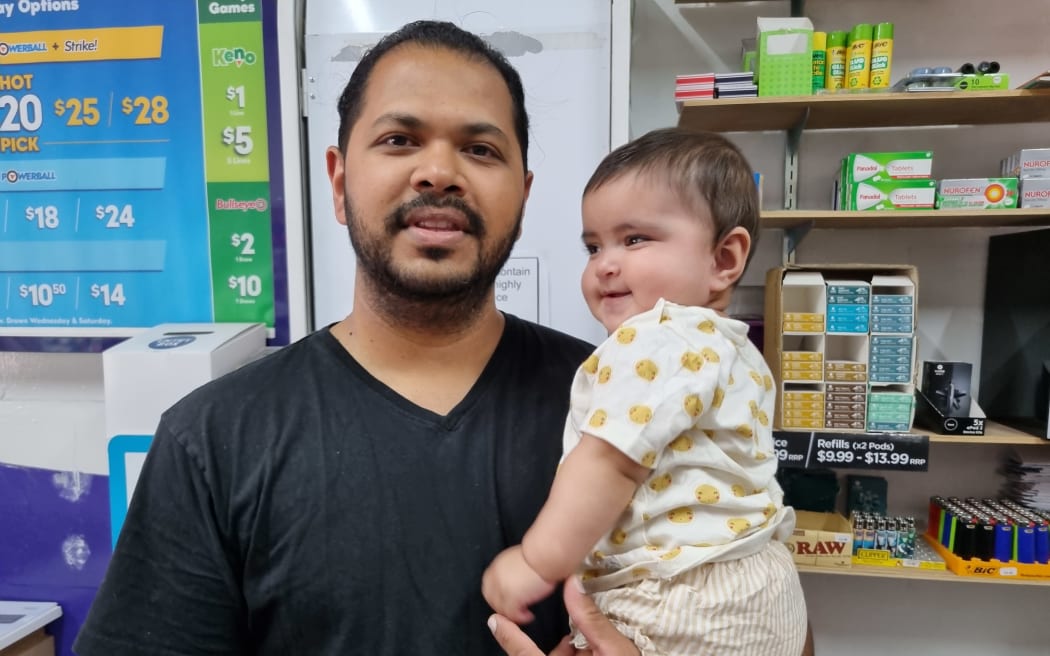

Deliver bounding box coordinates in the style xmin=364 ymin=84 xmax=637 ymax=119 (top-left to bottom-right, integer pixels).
xmin=782 ymin=221 xmax=813 ymax=265
xmin=780 ymin=107 xmax=810 ymax=264
xmin=783 ymin=108 xmax=808 ymax=211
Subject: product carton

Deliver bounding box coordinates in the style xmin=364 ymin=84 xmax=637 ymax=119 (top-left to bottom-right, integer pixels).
xmin=936 ymin=178 xmax=1018 ymax=209
xmin=756 ymin=17 xmax=814 ymax=97
xmin=848 ymin=179 xmax=937 ymax=211
xmin=1020 ymin=178 xmax=1050 ymax=208
xmin=103 ymin=322 xmax=267 ymax=437
xmin=785 ymin=511 xmax=853 ymax=567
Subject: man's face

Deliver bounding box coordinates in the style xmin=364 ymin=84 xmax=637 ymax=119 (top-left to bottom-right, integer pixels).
xmin=327 ymin=45 xmax=532 ymax=303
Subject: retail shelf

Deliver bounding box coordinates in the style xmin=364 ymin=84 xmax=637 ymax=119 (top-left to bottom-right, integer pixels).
xmin=678 ymin=90 xmax=1050 ymax=133
xmin=796 ymin=563 xmax=1050 ymax=586
xmin=761 ymin=208 xmax=1050 ymax=231
xmin=918 ymin=421 xmax=1049 ymax=446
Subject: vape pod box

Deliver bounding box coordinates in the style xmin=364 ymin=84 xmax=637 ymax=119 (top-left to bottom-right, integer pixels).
xmin=921 ymin=361 xmax=973 ymax=418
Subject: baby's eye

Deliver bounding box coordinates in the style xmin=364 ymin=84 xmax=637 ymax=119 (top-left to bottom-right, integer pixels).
xmin=625 ymin=235 xmax=649 ymax=246
xmin=583 ymin=243 xmax=599 ymax=255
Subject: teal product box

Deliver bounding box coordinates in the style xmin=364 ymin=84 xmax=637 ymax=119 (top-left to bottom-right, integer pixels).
xmin=756 ymin=17 xmax=814 ymax=97
xmin=936 ymin=178 xmax=1018 ymax=209
xmin=849 ymin=179 xmax=937 ymax=211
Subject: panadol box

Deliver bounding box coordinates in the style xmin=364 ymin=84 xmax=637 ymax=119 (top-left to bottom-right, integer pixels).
xmin=844 ymin=152 xmax=934 ymax=184
xmin=848 ymin=179 xmax=937 ymax=211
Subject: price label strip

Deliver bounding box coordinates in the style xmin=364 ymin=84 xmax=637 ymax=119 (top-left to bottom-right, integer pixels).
xmin=0 ymin=1 xmax=287 ymax=349
xmin=774 ymin=430 xmax=929 ymax=471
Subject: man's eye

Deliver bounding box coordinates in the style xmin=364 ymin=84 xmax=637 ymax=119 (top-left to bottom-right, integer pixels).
xmin=384 ymin=135 xmax=411 ymax=147
xmin=466 ymin=144 xmax=496 ymax=158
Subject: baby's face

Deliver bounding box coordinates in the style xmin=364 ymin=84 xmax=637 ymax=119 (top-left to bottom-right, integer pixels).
xmin=580 ymin=172 xmax=720 ymax=333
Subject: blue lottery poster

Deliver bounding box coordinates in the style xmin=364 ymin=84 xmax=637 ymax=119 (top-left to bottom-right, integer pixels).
xmin=0 ymin=0 xmax=290 ymax=351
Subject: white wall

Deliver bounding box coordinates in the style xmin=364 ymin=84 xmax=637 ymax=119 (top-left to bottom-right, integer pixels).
xmin=629 ymin=0 xmax=1050 ymax=653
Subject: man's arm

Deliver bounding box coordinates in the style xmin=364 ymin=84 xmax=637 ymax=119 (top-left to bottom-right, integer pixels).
xmin=74 ymin=423 xmax=246 ymax=655
xmin=522 ymin=433 xmax=648 ymax=582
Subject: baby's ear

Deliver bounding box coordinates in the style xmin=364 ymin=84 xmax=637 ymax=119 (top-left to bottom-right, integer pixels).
xmin=712 ymin=227 xmax=751 ymax=292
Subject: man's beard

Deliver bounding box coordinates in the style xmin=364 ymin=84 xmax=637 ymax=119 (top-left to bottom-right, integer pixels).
xmin=345 ymin=192 xmax=521 ymax=330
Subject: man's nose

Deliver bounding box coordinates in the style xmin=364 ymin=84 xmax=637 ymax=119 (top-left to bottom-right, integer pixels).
xmin=410 ymin=143 xmax=464 ymax=195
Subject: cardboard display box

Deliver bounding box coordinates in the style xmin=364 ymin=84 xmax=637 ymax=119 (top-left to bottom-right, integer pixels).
xmin=785 ymin=510 xmax=853 ymax=568
xmin=765 ymin=265 xmax=919 ymax=432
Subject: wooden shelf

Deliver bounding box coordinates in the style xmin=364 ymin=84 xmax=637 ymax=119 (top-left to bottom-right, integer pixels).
xmin=761 ymin=208 xmax=1050 ymax=230
xmin=919 ymin=421 xmax=1048 ymax=446
xmin=797 ymin=563 xmax=1050 ymax=586
xmin=678 ymin=90 xmax=1050 ymax=132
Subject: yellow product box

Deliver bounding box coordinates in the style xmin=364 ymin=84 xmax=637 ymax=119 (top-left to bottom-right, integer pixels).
xmin=783 ymin=351 xmax=823 ymax=362
xmin=784 ymin=391 xmax=825 ymax=402
xmin=783 ymin=418 xmax=824 ymax=429
xmin=782 ymin=361 xmax=823 ymax=372
xmin=786 ymin=511 xmax=853 ymax=568
xmin=783 ymin=409 xmax=824 ymax=421
xmin=784 ymin=312 xmax=824 ymax=323
xmin=783 ymin=400 xmax=825 ymax=411
xmin=783 ymin=321 xmax=825 ymax=332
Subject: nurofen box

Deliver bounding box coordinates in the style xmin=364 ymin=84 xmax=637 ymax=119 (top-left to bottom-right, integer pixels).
xmin=844 ymin=152 xmax=934 ymax=184
xmin=1003 ymin=148 xmax=1050 ymax=179
xmin=1020 ymin=178 xmax=1050 ymax=208
xmin=936 ymin=178 xmax=1018 ymax=209
xmin=848 ymin=179 xmax=937 ymax=211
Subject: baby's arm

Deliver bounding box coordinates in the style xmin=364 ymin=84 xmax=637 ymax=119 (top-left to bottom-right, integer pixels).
xmin=482 ymin=433 xmax=648 ymax=623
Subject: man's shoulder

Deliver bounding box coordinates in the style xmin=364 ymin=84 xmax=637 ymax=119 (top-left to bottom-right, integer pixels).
xmin=504 ymin=313 xmax=594 ymax=357
xmin=162 ymin=329 xmax=335 ymax=427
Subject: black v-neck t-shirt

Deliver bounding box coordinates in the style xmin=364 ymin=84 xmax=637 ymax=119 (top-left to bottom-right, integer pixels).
xmin=76 ymin=315 xmax=593 ymax=656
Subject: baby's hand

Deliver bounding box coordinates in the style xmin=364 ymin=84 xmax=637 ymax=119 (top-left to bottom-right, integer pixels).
xmin=482 ymin=545 xmax=557 ymax=625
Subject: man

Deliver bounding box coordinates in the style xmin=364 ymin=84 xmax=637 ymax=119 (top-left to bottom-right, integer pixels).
xmin=75 ymin=20 xmax=638 ymax=655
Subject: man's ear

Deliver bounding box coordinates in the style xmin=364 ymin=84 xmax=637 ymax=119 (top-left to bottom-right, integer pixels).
xmin=711 ymin=227 xmax=751 ymax=292
xmin=517 ymin=170 xmax=534 ymax=240
xmin=326 ymin=146 xmax=348 ymax=226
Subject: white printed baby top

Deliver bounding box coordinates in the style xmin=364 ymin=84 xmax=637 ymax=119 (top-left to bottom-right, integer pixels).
xmin=565 ymin=299 xmax=795 ymax=592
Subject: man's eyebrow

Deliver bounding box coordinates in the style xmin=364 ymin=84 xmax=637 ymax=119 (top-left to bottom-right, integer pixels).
xmin=462 ymin=122 xmax=509 ymax=142
xmin=371 ymin=113 xmax=510 ymax=147
xmin=372 ymin=112 xmax=424 ymax=130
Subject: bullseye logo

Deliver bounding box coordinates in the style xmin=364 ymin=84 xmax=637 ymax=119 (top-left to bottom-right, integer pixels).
xmin=0 ymin=43 xmax=9 ymax=56
xmin=5 ymin=170 xmax=17 ymax=183
xmin=985 ymin=183 xmax=1006 ymax=204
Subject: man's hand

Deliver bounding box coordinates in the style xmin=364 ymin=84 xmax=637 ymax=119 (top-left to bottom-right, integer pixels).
xmin=488 ymin=577 xmax=640 ymax=656
xmin=483 ymin=545 xmax=557 ymax=624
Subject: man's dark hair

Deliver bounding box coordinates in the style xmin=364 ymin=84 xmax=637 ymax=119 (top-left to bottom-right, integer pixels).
xmin=336 ymin=20 xmax=529 ymax=171
xmin=584 ymin=127 xmax=760 ymax=268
